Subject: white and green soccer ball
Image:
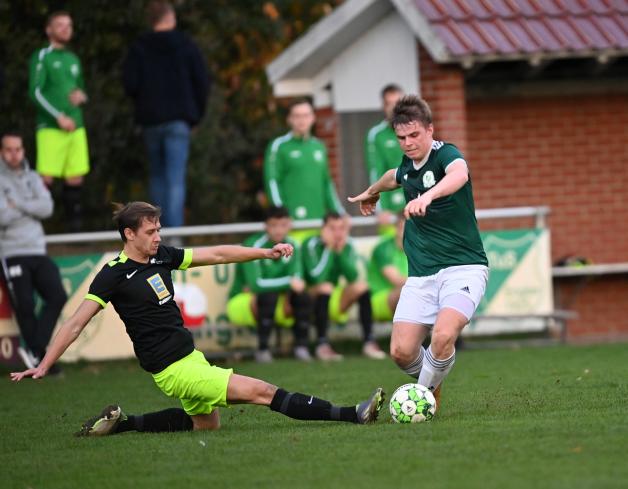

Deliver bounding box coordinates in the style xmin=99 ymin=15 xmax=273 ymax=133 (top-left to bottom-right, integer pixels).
xmin=389 ymin=383 xmax=436 ymax=423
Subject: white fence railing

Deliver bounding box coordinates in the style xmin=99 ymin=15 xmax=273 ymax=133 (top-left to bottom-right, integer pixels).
xmin=45 ymin=206 xmax=550 ymax=245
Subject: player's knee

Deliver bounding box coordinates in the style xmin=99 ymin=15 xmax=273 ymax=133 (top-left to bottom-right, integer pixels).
xmin=390 ymin=343 xmax=414 ymax=367
xmin=430 ymin=330 xmax=456 ymax=357
xmin=313 ymin=282 xmax=333 ymax=295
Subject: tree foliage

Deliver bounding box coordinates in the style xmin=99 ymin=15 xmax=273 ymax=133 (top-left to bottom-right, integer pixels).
xmin=0 ymin=0 xmax=340 ymax=231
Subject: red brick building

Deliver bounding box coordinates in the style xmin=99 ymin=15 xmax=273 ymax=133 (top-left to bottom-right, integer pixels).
xmin=266 ymin=0 xmax=628 ymax=341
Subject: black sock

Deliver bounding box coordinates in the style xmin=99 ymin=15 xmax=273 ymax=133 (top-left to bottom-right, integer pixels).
xmin=270 ymin=388 xmax=358 ymax=423
xmin=358 ymin=290 xmax=374 ymax=342
xmin=62 ymin=184 xmax=83 ymax=232
xmin=115 ymin=408 xmax=193 ymax=433
xmin=290 ymin=292 xmax=311 ymax=347
xmin=257 ymin=293 xmax=278 ymax=351
xmin=314 ymin=294 xmax=331 ymax=344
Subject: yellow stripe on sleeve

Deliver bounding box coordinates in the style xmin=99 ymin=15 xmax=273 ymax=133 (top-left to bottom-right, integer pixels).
xmin=85 ymin=293 xmax=107 ymax=308
xmin=179 ymin=248 xmax=193 ymax=270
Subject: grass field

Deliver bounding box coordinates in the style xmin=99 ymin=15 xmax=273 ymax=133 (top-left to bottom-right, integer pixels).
xmin=1 ymin=342 xmax=627 ymax=489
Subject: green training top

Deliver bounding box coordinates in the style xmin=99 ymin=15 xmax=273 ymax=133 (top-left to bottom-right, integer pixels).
xmin=29 ymin=45 xmax=85 ymax=130
xmin=395 ymin=140 xmax=487 ymax=277
xmin=367 ymin=236 xmax=408 ymax=293
xmin=228 ymin=233 xmax=302 ymax=298
xmin=264 ymin=132 xmax=345 ymax=221
xmin=302 ymin=235 xmax=359 ymax=286
xmin=365 ymin=121 xmax=405 ymax=212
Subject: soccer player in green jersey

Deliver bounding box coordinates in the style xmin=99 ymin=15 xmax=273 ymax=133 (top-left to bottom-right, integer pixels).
xmin=227 ymin=206 xmax=312 ymax=363
xmin=349 ymin=96 xmax=489 ymax=411
xmin=28 ymin=11 xmax=89 ymax=231
xmin=264 ymin=99 xmax=345 ymax=241
xmin=365 ymin=85 xmax=405 ymax=228
xmin=367 ymin=215 xmax=408 ymax=322
xmin=302 ymin=212 xmax=386 ymax=361
xmin=10 ymin=202 xmax=384 ymax=435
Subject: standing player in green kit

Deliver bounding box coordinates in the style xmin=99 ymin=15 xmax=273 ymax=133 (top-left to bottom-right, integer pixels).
xmin=264 ymin=99 xmax=345 ymax=241
xmin=349 ymin=96 xmax=488 ymax=412
xmin=365 ymin=84 xmax=405 ymax=229
xmin=10 ymin=202 xmax=384 ymax=435
xmin=29 ymin=11 xmax=89 ymax=231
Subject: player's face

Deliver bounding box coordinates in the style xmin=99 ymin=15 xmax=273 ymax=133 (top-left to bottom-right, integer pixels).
xmin=383 ymin=91 xmax=402 ymax=120
xmin=287 ymin=103 xmax=315 ymax=137
xmin=265 ymin=217 xmax=291 ymax=243
xmin=46 ymin=15 xmax=73 ymax=45
xmin=129 ymin=218 xmax=162 ymax=256
xmin=395 ymin=121 xmax=433 ymax=161
xmin=0 ymin=136 xmax=25 ymax=169
xmin=324 ymin=217 xmax=347 ymax=243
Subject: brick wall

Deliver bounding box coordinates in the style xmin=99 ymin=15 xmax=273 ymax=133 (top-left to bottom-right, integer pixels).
xmin=466 ymin=95 xmax=628 ymax=340
xmin=314 ymin=106 xmax=343 ymax=191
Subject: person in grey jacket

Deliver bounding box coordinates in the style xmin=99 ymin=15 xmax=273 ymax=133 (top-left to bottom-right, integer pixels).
xmin=0 ymin=132 xmax=66 ymax=371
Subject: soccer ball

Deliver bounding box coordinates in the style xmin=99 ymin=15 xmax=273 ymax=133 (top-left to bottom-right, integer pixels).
xmin=389 ymin=383 xmax=436 ymax=423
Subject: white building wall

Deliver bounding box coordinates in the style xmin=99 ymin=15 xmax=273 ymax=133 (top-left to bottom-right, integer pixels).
xmin=330 ymin=11 xmax=419 ymax=112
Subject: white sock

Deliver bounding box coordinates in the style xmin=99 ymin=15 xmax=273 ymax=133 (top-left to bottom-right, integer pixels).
xmin=401 ymin=346 xmax=425 ymax=379
xmin=418 ymin=346 xmax=455 ymax=391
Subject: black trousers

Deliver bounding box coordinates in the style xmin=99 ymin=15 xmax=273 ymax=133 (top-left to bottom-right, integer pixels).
xmin=2 ymin=255 xmax=67 ymax=359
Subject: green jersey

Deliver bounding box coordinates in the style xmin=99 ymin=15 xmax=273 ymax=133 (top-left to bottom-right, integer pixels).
xmin=365 ymin=121 xmax=405 ymax=212
xmin=264 ymin=132 xmax=345 ymax=221
xmin=302 ymin=235 xmax=359 ymax=286
xmin=395 ymin=141 xmax=487 ymax=277
xmin=228 ymin=233 xmax=301 ymax=298
xmin=367 ymin=237 xmax=408 ymax=293
xmin=29 ymin=45 xmax=85 ymax=130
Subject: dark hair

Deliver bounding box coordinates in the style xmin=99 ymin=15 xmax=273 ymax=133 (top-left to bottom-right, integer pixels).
xmin=323 ymin=211 xmax=343 ymax=225
xmin=265 ymin=206 xmax=290 ymax=221
xmin=112 ymin=201 xmax=161 ymax=242
xmin=1 ymin=131 xmax=23 ymax=145
xmin=46 ymin=10 xmax=71 ymax=26
xmin=381 ymin=84 xmax=403 ymax=99
xmin=288 ymin=98 xmax=313 ymax=115
xmin=391 ymin=95 xmax=432 ymax=129
xmin=146 ymin=0 xmax=174 ymax=26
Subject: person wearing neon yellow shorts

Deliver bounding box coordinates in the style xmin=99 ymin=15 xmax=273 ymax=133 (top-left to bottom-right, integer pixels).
xmin=227 ymin=206 xmax=312 ymax=363
xmin=302 ymin=212 xmax=386 ymax=361
xmin=10 ymin=202 xmax=385 ymax=435
xmin=28 ymin=11 xmax=89 ymax=232
xmin=367 ymin=215 xmax=408 ymax=322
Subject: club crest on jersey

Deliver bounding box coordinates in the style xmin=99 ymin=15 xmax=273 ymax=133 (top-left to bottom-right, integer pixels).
xmin=423 ymin=171 xmax=436 ymax=188
xmin=147 ymin=273 xmax=171 ymax=301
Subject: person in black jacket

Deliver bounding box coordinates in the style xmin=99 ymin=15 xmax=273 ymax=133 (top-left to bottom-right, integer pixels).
xmin=122 ymin=0 xmax=210 ymax=228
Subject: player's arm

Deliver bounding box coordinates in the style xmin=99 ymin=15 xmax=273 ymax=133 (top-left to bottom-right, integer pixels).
xmin=382 ymin=266 xmax=406 ymax=288
xmin=10 ymin=300 xmax=102 ymax=381
xmin=189 ymin=244 xmax=293 ymax=268
xmin=0 ymin=182 xmax=23 ymax=226
xmin=347 ymin=168 xmax=400 ymax=216
xmin=302 ymin=240 xmax=332 ymax=285
xmin=10 ymin=175 xmax=53 ymax=219
xmin=264 ymin=141 xmax=284 ymax=207
xmin=69 ymin=58 xmax=88 ymax=106
xmin=404 ymin=160 xmax=468 ymax=218
xmin=338 ymin=243 xmax=359 ymax=283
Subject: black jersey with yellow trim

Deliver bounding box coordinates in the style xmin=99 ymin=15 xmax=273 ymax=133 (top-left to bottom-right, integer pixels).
xmin=86 ymin=245 xmax=194 ymax=373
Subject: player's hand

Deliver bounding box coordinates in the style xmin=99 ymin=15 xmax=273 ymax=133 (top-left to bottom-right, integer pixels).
xmin=266 ymin=243 xmax=293 ymax=259
xmin=290 ymin=277 xmax=305 ymax=293
xmin=10 ymin=366 xmax=47 ymax=382
xmin=68 ymin=89 xmax=87 ymax=106
xmin=404 ymin=195 xmax=433 ymax=219
xmin=57 ymin=114 xmax=76 ymax=132
xmin=347 ymin=190 xmax=380 ymax=216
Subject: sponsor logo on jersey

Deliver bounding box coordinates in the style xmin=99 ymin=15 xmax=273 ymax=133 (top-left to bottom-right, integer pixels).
xmin=385 ymin=139 xmax=397 ymax=148
xmin=289 ymin=150 xmax=302 ymax=158
xmin=147 ymin=273 xmax=171 ymax=301
xmin=53 ymin=61 xmax=62 ymax=69
xmin=423 ymin=171 xmax=436 ymax=188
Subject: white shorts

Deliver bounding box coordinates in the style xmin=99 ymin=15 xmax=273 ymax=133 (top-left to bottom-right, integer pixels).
xmin=393 ymin=264 xmax=489 ymax=327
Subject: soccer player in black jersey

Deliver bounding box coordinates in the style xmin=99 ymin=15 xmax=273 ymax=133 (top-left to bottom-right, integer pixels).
xmin=11 ymin=202 xmax=383 ymax=435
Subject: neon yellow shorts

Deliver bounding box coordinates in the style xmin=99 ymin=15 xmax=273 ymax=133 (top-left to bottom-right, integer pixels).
xmin=152 ymin=350 xmax=233 ymax=416
xmin=329 ymin=286 xmax=349 ymax=324
xmin=226 ymin=292 xmax=294 ymax=328
xmin=371 ymin=289 xmax=394 ymax=321
xmin=36 ymin=127 xmax=90 ymax=178
xmin=288 ymin=228 xmax=319 ymax=244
